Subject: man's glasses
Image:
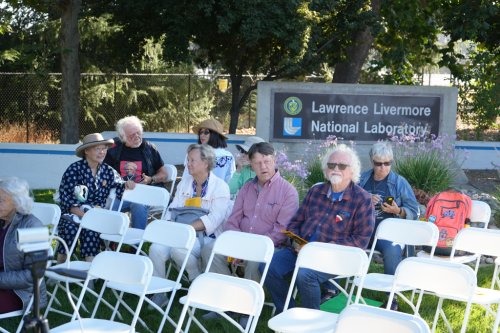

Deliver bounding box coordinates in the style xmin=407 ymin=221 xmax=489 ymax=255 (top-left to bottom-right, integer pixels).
xmin=373 ymin=161 xmax=392 ymax=167
xmin=199 ymin=129 xmax=210 ymax=135
xmin=327 ymin=163 xmax=350 ymax=171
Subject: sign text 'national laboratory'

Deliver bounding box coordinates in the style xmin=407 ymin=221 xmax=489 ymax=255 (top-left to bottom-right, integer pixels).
xmin=272 ymin=92 xmax=441 ymax=141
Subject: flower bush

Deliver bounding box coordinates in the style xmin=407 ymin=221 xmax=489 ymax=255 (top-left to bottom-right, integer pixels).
xmin=276 ymin=135 xmax=347 ymax=199
xmin=390 ymin=134 xmax=467 ymax=197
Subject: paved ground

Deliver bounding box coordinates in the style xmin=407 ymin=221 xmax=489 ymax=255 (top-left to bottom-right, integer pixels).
xmin=464 ymin=169 xmax=499 ymax=195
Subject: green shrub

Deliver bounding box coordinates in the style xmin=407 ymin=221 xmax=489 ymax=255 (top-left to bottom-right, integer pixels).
xmin=391 ymin=134 xmax=464 ymax=195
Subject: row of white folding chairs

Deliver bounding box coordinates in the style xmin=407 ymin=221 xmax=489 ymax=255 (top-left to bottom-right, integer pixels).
xmin=109 ymin=223 xmax=273 ymax=333
xmin=267 ymin=209 xmax=497 ymax=333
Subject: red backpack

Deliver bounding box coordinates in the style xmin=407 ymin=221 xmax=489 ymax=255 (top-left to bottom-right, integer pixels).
xmin=425 ymin=190 xmax=472 ymax=250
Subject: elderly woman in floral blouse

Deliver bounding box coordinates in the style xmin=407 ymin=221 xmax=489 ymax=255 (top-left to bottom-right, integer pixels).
xmin=56 ymin=133 xmax=135 ymax=263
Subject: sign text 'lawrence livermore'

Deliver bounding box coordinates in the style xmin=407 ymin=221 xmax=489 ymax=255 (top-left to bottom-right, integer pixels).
xmin=273 ymin=92 xmax=441 ymax=141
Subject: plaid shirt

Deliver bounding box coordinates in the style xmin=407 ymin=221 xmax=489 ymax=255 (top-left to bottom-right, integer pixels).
xmin=288 ymin=182 xmax=375 ymax=250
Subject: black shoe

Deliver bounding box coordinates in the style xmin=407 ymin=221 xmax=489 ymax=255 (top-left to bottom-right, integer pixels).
xmin=320 ymin=289 xmax=339 ymax=304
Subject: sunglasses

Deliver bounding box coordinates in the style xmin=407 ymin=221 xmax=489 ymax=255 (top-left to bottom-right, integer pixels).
xmin=327 ymin=163 xmax=350 ymax=171
xmin=373 ymin=161 xmax=392 ymax=167
xmin=199 ymin=129 xmax=210 ymax=135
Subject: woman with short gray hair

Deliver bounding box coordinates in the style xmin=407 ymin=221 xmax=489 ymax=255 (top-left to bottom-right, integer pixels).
xmin=0 ymin=177 xmax=46 ymax=313
xmin=358 ymin=141 xmax=419 ymax=311
xmin=149 ymin=144 xmax=230 ymax=306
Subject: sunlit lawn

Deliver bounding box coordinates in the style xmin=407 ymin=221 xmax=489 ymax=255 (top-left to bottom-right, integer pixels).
xmin=1 ymin=190 xmax=495 ymax=332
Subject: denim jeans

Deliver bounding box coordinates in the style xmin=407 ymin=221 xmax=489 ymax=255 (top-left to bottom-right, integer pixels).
xmin=261 ymin=247 xmax=334 ymax=314
xmin=112 ymin=200 xmax=149 ymax=229
xmin=375 ymin=239 xmax=403 ymax=275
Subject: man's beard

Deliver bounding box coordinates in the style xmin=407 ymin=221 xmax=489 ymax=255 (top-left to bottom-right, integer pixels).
xmin=329 ymin=174 xmax=343 ymax=185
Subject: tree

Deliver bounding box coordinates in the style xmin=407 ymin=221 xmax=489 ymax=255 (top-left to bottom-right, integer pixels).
xmin=163 ymin=0 xmax=312 ymax=133
xmin=59 ymin=0 xmax=81 ymax=143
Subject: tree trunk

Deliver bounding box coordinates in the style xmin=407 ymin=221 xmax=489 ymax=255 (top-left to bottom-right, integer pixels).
xmin=228 ymin=73 xmax=242 ymax=134
xmin=59 ymin=0 xmax=81 ymax=143
xmin=332 ymin=0 xmax=381 ymax=83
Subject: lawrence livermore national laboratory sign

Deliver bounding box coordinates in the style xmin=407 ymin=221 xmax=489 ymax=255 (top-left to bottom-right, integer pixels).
xmin=272 ymin=92 xmax=441 ymax=141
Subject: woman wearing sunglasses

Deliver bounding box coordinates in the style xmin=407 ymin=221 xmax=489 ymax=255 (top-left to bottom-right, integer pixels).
xmin=358 ymin=141 xmax=419 ymax=311
xmin=182 ymin=119 xmax=235 ymax=184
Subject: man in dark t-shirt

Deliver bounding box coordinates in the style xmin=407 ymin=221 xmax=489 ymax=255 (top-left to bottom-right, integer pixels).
xmin=104 ymin=116 xmax=169 ymax=229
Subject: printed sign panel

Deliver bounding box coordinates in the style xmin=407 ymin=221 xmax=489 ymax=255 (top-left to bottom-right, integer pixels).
xmin=272 ymin=92 xmax=441 ymax=141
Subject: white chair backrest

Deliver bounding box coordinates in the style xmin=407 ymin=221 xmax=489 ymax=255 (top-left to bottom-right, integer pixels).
xmin=392 ymin=257 xmax=476 ymax=300
xmin=32 ymin=202 xmax=61 ymax=235
xmin=80 ymin=208 xmax=129 ymax=235
xmin=175 ymin=272 xmax=264 ymax=333
xmin=297 ymin=242 xmax=369 ymax=277
xmin=118 ymin=183 xmax=170 ymax=218
xmin=205 ymin=230 xmax=274 ymax=284
xmin=452 ymin=227 xmax=500 ymax=259
xmin=88 ymin=251 xmax=153 ymax=286
xmin=70 ymin=252 xmax=153 ymax=331
xmin=164 ymin=164 xmax=178 ymax=196
xmin=335 ymin=304 xmax=431 ymax=333
xmin=284 ymin=242 xmax=369 ymax=310
xmin=375 ymin=218 xmax=439 ymax=247
xmin=141 ymin=219 xmax=196 ymax=251
xmin=66 ymin=208 xmax=129 ymax=256
xmin=470 ymin=200 xmax=491 ymax=226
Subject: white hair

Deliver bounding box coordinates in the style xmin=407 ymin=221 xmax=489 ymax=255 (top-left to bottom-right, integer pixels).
xmin=0 ymin=177 xmax=34 ymax=215
xmin=116 ymin=116 xmax=144 ymax=142
xmin=370 ymin=141 xmax=394 ymax=161
xmin=321 ymin=144 xmax=361 ymax=183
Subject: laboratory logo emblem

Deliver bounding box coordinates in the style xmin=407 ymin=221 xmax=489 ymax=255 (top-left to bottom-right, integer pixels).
xmin=283 ymin=97 xmax=302 ymax=116
xmin=283 ymin=118 xmax=302 ymax=136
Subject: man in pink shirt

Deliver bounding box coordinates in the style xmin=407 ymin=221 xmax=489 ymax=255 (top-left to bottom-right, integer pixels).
xmin=201 ymin=142 xmax=299 ymax=281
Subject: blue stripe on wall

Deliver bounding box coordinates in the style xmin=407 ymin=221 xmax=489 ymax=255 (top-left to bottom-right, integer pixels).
xmin=0 ymin=142 xmax=495 ymax=155
xmin=455 ymin=146 xmax=498 ymax=151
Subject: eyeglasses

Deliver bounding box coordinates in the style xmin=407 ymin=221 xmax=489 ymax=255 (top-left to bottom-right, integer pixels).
xmin=93 ymin=147 xmax=108 ymax=153
xmin=373 ymin=161 xmax=392 ymax=167
xmin=199 ymin=129 xmax=210 ymax=135
xmin=327 ymin=163 xmax=350 ymax=171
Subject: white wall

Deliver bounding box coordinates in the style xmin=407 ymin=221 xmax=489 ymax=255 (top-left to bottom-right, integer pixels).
xmin=0 ymin=134 xmax=496 ymax=190
xmin=0 ymin=133 xmax=245 ymax=189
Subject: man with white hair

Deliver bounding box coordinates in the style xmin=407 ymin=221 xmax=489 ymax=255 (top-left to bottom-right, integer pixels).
xmin=104 ymin=116 xmax=169 ymax=229
xmin=262 ymin=144 xmax=375 ymax=314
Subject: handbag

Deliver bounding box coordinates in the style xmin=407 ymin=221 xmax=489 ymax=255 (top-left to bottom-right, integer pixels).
xmin=169 ymin=206 xmax=209 ymax=246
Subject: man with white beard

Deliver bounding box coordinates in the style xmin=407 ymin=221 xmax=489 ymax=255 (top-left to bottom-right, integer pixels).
xmin=262 ymin=144 xmax=375 ymax=313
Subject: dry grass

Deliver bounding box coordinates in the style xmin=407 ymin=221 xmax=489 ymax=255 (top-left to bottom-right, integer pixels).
xmin=0 ymin=123 xmax=59 ymax=144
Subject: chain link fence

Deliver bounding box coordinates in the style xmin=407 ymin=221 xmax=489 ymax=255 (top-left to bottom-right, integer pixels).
xmin=0 ymin=73 xmax=268 ymax=143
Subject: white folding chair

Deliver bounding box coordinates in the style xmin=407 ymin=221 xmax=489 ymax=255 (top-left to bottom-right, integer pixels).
xmin=388 ymin=257 xmax=477 ymax=333
xmin=164 ymin=163 xmax=178 ymax=196
xmin=101 ymin=183 xmax=170 ymax=250
xmin=50 ymin=251 xmax=153 ymax=333
xmin=148 ymin=165 xmax=177 ymax=221
xmin=267 ymin=242 xmax=370 ymax=333
xmin=449 ymin=227 xmax=500 ymax=333
xmin=44 ymin=208 xmax=129 ymax=318
xmin=417 ymin=200 xmax=491 ymax=262
xmin=32 ymin=202 xmax=62 ymax=238
xmin=109 ymin=220 xmax=196 ymax=333
xmin=0 ymin=203 xmax=62 ymax=333
xmin=354 ymin=218 xmax=439 ymax=298
xmin=334 ymin=304 xmax=431 ymax=333
xmin=179 ymin=230 xmax=274 ymax=332
xmin=175 ymin=272 xmax=265 ymax=333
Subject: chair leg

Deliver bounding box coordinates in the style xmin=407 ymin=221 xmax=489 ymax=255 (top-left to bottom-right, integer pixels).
xmin=432 ymin=298 xmax=444 ymax=333
xmin=491 ymin=304 xmax=500 ymax=333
